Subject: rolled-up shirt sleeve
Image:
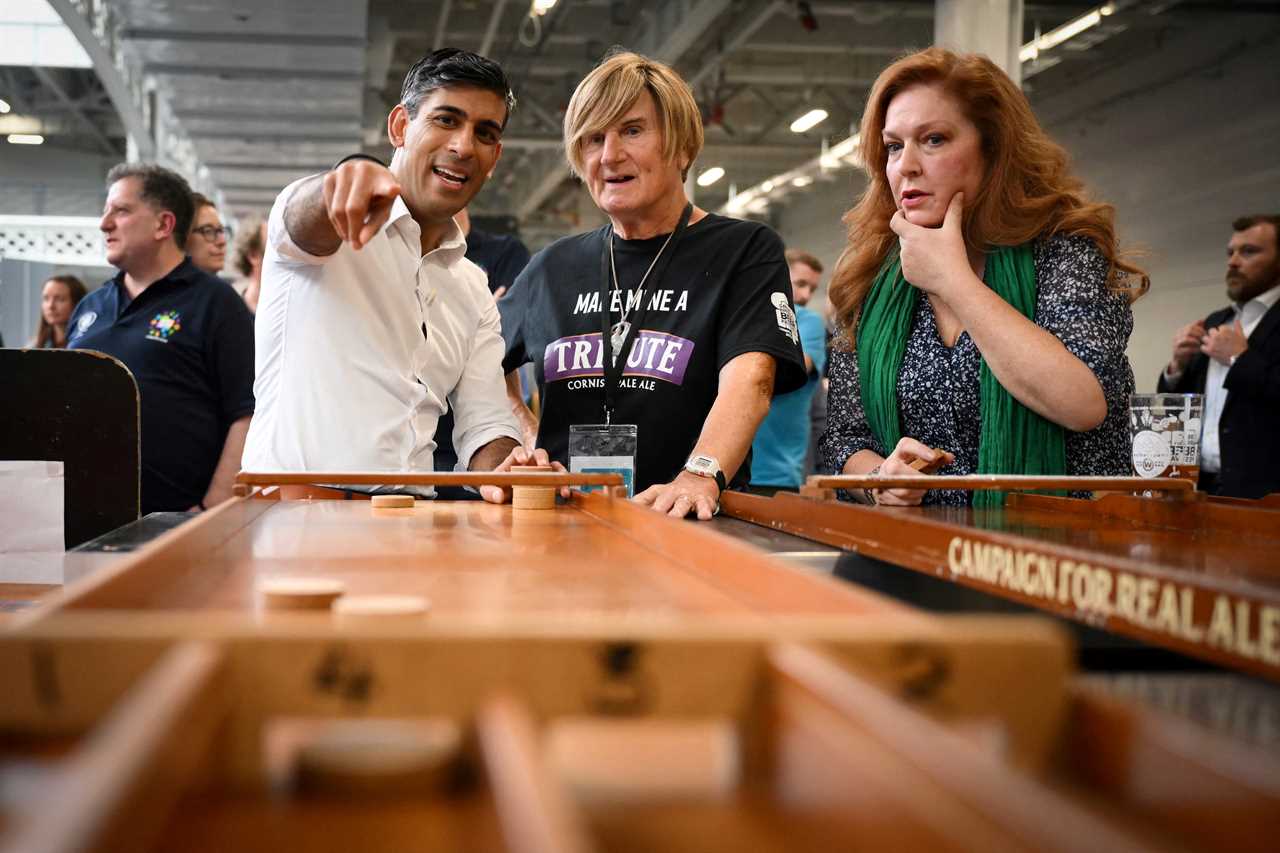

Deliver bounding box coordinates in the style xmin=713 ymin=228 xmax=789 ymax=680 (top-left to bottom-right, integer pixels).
xmin=267 ymin=175 xmax=340 ymax=267
xmin=451 ymin=292 xmax=523 ymax=469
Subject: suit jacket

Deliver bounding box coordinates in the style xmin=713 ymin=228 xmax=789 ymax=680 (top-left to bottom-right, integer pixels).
xmin=1157 ymin=301 xmax=1280 ymax=498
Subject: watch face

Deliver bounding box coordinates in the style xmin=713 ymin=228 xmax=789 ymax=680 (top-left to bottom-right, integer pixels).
xmin=686 ymin=455 xmax=718 ymax=476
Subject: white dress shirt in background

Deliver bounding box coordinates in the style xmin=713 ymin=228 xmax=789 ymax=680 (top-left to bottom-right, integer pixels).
xmin=1198 ymin=283 xmax=1280 ymax=473
xmin=242 ymin=177 xmax=521 ymax=495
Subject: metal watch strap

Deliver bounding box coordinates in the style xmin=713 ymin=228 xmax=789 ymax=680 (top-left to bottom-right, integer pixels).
xmin=857 ymin=464 xmax=881 ymax=505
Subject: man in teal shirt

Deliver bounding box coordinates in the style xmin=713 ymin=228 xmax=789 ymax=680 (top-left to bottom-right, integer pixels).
xmin=750 ymin=250 xmax=828 ymax=491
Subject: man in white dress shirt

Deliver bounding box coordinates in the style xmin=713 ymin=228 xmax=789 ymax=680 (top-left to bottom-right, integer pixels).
xmin=243 ymin=48 xmax=557 ymax=502
xmin=1159 ymin=214 xmax=1280 ymax=498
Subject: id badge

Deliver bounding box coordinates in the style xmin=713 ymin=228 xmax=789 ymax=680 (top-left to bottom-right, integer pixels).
xmin=569 ymin=423 xmax=638 ymax=497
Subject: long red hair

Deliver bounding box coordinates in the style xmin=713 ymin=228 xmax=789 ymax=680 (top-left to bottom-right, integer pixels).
xmin=829 ymin=47 xmax=1146 ymax=343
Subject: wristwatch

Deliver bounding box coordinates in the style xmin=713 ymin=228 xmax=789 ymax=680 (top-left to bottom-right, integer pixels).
xmin=853 ymin=464 xmax=881 ymax=506
xmin=683 ymin=454 xmax=727 ymax=493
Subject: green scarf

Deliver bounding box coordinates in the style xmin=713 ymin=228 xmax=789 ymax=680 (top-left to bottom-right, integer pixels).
xmin=856 ymin=244 xmax=1066 ymax=508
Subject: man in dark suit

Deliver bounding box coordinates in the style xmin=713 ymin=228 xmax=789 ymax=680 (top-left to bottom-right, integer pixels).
xmin=1158 ymin=214 xmax=1280 ymax=498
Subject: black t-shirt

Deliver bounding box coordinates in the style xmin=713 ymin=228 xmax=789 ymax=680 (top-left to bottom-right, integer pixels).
xmin=466 ymin=228 xmax=532 ymax=294
xmin=67 ymin=258 xmax=256 ymax=513
xmin=500 ymin=213 xmax=806 ymax=492
xmin=432 ymin=227 xmax=535 ymax=500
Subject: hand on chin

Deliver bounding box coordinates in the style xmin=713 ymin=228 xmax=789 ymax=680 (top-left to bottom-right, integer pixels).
xmin=901 ymin=205 xmax=942 ymax=229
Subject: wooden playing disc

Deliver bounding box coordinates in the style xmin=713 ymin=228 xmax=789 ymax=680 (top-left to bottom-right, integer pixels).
xmin=371 ymin=494 xmax=415 ymax=509
xmin=512 ymin=486 xmax=556 ymax=510
xmin=331 ymin=594 xmax=430 ymax=620
xmin=258 ymin=577 xmax=346 ymax=611
xmin=511 ymin=464 xmax=556 ymax=510
xmin=546 ymin=717 xmax=739 ymax=802
xmin=295 ymin=718 xmax=462 ymax=796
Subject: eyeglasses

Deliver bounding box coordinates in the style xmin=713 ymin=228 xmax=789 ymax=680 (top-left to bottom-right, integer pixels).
xmin=190 ymin=225 xmax=230 ymax=242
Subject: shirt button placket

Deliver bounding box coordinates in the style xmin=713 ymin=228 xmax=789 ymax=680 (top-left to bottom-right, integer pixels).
xmin=415 ymin=263 xmax=432 ymax=384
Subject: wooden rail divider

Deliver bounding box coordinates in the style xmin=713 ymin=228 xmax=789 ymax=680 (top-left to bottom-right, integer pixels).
xmin=721 ymin=491 xmax=1280 ymax=682
xmin=812 ymin=474 xmax=1196 ymax=492
xmin=236 ymin=471 xmax=624 ymax=488
xmin=0 ymin=641 xmax=226 ymax=853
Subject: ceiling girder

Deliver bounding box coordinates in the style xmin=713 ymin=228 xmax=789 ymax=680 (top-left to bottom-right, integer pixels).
xmin=625 ymin=0 xmax=733 ymax=65
xmin=433 ymin=0 xmax=455 ymax=51
xmin=46 ymin=0 xmax=154 ymax=159
xmin=478 ymin=0 xmax=512 ymax=58
xmin=508 ymin=0 xmax=736 ymax=223
xmin=117 ymin=29 xmax=364 ymax=47
xmin=687 ymin=0 xmax=785 ymax=89
xmin=30 ymin=65 xmax=119 ymax=156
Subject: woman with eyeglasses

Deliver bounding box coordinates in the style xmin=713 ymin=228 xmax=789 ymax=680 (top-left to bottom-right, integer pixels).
xmin=186 ymin=192 xmax=229 ymax=276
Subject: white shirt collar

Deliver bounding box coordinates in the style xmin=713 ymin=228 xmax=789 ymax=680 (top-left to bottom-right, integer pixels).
xmin=1251 ymin=282 xmax=1280 ymax=310
xmin=382 ymin=195 xmax=468 ymax=264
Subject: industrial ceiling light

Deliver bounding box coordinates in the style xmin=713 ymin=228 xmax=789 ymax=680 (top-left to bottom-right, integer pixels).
xmin=791 ymin=175 xmax=813 ymax=188
xmin=531 ymin=0 xmax=558 ymax=15
xmin=790 ymin=108 xmax=828 ymax=134
xmin=0 ymin=99 xmax=10 ymax=114
xmin=8 ymin=133 xmax=44 ymax=145
xmin=696 ymin=166 xmax=725 ymax=187
xmin=1020 ymin=3 xmax=1113 ymax=63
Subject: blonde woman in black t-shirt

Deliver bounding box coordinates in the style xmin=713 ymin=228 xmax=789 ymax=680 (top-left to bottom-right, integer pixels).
xmin=499 ymin=51 xmax=806 ymax=520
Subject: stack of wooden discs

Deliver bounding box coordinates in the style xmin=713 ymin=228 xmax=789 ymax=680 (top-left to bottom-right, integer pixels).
xmin=511 ymin=464 xmax=555 ymax=510
xmin=294 ymin=718 xmax=462 ymax=796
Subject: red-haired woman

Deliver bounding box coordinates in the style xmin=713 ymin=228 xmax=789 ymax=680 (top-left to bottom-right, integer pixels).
xmin=819 ymin=48 xmax=1146 ymax=508
xmin=30 ymin=274 xmax=88 ymax=348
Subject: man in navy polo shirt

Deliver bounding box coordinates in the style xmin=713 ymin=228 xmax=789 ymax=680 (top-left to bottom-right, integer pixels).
xmin=68 ymin=163 xmax=255 ymax=514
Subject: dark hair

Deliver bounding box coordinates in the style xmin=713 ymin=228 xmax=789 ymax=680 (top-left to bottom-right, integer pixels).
xmin=232 ymin=214 xmax=266 ymax=276
xmin=31 ymin=274 xmax=88 ymax=348
xmin=400 ymin=48 xmax=515 ymax=126
xmin=785 ymin=249 xmax=823 ymax=274
xmin=1233 ymin=214 xmax=1280 ymax=242
xmin=191 ymin=192 xmax=217 ymax=212
xmin=106 ymin=162 xmax=196 ymax=247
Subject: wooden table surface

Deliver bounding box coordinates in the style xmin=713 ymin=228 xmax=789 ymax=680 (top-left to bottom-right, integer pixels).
xmin=26 ymin=493 xmax=907 ymax=624
xmin=930 ymin=500 xmax=1280 ymax=587
xmin=722 ymin=491 xmax=1280 ymax=680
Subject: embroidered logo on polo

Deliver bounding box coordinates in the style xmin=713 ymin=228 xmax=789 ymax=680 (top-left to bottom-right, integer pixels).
xmin=544 ymin=330 xmax=694 ymax=387
xmin=771 ymin=292 xmax=799 ymax=345
xmin=146 ymin=310 xmax=182 ymax=343
xmin=74 ymin=311 xmax=98 ymax=338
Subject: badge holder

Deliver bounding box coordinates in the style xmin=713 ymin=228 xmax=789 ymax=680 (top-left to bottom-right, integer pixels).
xmin=569 ymin=424 xmax=637 ymax=498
